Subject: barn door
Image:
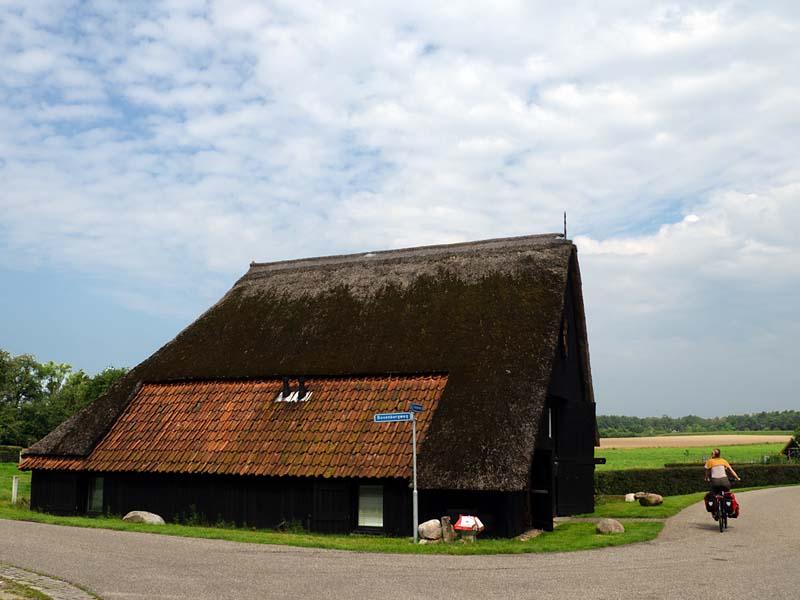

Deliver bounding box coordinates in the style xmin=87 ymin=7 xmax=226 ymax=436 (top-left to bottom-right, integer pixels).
xmin=530 ymin=449 xmax=554 ymax=531
xmin=312 ymin=481 xmax=351 ymax=533
xmin=555 ymin=400 xmax=596 ymax=515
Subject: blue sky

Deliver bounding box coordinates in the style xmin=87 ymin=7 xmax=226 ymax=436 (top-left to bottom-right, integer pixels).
xmin=1 ymin=1 xmax=799 ymax=416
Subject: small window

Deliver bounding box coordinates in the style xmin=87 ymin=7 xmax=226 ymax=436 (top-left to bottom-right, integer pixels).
xmin=87 ymin=476 xmax=104 ymax=513
xmin=358 ymin=485 xmax=383 ymax=528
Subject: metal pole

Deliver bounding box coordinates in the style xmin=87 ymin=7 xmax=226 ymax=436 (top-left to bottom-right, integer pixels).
xmin=11 ymin=476 xmax=19 ymax=505
xmin=412 ymin=414 xmax=419 ymax=543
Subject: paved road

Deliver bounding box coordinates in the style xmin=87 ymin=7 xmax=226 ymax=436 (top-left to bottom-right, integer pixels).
xmin=1 ymin=487 xmax=798 ymax=599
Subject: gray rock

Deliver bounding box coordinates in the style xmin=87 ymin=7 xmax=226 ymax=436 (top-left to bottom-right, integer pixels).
xmin=418 ymin=518 xmax=442 ymax=540
xmin=633 ymin=492 xmax=648 ymax=499
xmin=638 ymin=493 xmax=663 ymax=506
xmin=441 ymin=516 xmax=456 ymax=543
xmin=596 ymin=518 xmax=625 ymax=534
xmin=624 ymin=493 xmax=636 ymax=502
xmin=123 ymin=510 xmax=165 ymax=525
xmin=418 ymin=538 xmax=441 ymax=545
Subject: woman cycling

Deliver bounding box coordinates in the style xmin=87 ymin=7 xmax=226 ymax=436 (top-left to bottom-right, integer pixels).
xmin=704 ymin=448 xmax=741 ymax=492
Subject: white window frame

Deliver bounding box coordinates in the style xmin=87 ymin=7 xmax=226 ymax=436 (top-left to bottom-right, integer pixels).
xmin=357 ymin=484 xmax=384 ymax=528
xmin=87 ymin=476 xmax=104 ymax=514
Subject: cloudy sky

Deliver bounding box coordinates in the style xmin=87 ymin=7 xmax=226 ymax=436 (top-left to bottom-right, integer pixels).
xmin=1 ymin=1 xmax=798 ymax=417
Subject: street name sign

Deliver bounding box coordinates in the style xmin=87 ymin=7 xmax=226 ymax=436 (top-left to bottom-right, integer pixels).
xmin=410 ymin=403 xmax=424 ymax=413
xmin=373 ymin=412 xmax=413 ymax=423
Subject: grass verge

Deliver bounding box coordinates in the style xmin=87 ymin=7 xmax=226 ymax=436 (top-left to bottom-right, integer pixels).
xmin=0 ymin=502 xmax=662 ymax=555
xmin=583 ymin=493 xmax=706 ymax=518
xmin=0 ymin=576 xmax=51 ymax=599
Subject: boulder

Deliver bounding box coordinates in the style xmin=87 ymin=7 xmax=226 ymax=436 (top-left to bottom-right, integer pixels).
xmin=441 ymin=516 xmax=456 ymax=543
xmin=624 ymin=493 xmax=636 ymax=503
xmin=633 ymin=492 xmax=648 ymax=499
xmin=418 ymin=518 xmax=442 ymax=540
xmin=596 ymin=518 xmax=625 ymax=534
xmin=418 ymin=538 xmax=440 ymax=545
xmin=638 ymin=493 xmax=663 ymax=506
xmin=123 ymin=511 xmax=165 ymax=525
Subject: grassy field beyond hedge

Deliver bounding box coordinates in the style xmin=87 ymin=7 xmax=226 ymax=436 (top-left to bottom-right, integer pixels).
xmin=596 ymin=442 xmax=785 ymax=471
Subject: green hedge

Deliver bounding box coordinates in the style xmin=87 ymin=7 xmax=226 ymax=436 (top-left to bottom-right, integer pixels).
xmin=596 ymin=464 xmax=800 ymax=496
xmin=0 ymin=446 xmax=22 ymax=463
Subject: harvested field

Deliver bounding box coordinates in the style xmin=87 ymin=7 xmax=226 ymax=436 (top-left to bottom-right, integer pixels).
xmin=599 ymin=434 xmax=792 ymax=449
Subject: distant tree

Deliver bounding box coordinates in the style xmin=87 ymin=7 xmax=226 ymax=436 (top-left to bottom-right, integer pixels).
xmin=597 ymin=410 xmax=800 ymax=438
xmin=0 ymin=349 xmax=127 ymax=447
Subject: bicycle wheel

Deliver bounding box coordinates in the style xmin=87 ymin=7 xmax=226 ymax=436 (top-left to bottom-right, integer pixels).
xmin=718 ymin=500 xmax=724 ymax=532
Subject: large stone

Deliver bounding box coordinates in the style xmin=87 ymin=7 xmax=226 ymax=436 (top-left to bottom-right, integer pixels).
xmin=638 ymin=493 xmax=663 ymax=506
xmin=418 ymin=518 xmax=442 ymax=540
xmin=633 ymin=492 xmax=648 ymax=499
xmin=441 ymin=516 xmax=456 ymax=543
xmin=123 ymin=511 xmax=165 ymax=525
xmin=596 ymin=518 xmax=625 ymax=534
xmin=624 ymin=493 xmax=636 ymax=503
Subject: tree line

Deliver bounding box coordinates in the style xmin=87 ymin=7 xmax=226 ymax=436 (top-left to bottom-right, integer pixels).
xmin=598 ymin=411 xmax=800 ymax=438
xmin=0 ymin=349 xmax=127 ymax=447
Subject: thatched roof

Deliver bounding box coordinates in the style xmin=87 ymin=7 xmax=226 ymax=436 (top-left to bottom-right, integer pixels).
xmin=24 ymin=233 xmax=593 ymax=492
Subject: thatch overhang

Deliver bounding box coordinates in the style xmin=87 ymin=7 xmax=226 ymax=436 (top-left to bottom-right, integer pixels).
xmin=23 ymin=233 xmax=594 ymax=492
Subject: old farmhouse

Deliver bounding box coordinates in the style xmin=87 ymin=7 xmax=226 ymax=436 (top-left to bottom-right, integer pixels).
xmin=20 ymin=233 xmax=598 ymax=537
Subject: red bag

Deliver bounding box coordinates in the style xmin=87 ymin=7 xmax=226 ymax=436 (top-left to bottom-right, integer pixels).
xmin=726 ymin=492 xmax=740 ymax=518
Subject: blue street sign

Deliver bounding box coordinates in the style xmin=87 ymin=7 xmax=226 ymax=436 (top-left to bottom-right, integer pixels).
xmin=410 ymin=403 xmax=424 ymax=413
xmin=374 ymin=412 xmax=413 ymax=423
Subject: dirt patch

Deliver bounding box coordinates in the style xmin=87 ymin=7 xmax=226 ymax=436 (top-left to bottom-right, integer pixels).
xmin=599 ymin=434 xmax=792 ymax=449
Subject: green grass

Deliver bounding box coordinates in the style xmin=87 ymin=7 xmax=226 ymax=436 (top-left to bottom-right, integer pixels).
xmin=595 ymin=442 xmax=785 ymax=471
xmin=0 ymin=462 xmax=663 ymax=554
xmin=0 ymin=501 xmax=661 ymax=555
xmin=582 ymin=492 xmax=707 ymax=518
xmin=0 ymin=463 xmax=30 ymax=503
xmin=0 ymin=577 xmax=51 ymax=599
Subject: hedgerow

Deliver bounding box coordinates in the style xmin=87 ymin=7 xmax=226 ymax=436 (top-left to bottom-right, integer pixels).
xmin=595 ymin=464 xmax=800 ymax=496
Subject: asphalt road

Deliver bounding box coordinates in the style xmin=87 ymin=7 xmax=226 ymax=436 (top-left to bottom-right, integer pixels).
xmin=1 ymin=487 xmax=798 ymax=599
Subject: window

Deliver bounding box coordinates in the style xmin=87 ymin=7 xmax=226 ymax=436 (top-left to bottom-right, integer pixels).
xmin=357 ymin=485 xmax=383 ymax=528
xmin=87 ymin=476 xmax=104 ymax=513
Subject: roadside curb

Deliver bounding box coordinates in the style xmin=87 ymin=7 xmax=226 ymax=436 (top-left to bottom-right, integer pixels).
xmin=0 ymin=564 xmax=98 ymax=600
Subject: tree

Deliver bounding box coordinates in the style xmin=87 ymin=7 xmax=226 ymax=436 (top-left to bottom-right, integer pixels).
xmin=0 ymin=349 xmax=127 ymax=447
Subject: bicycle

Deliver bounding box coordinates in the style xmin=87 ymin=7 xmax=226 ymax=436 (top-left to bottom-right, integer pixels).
xmin=712 ymin=490 xmax=730 ymax=532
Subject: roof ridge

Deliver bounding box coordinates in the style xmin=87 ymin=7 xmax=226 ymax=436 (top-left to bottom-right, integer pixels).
xmin=247 ymin=232 xmax=568 ymax=272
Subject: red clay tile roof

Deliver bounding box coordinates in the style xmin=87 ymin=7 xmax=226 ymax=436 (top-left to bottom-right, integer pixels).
xmin=20 ymin=375 xmax=447 ymax=479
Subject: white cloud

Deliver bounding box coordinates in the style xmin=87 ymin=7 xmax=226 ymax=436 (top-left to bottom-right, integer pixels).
xmin=0 ymin=0 xmax=799 ymax=414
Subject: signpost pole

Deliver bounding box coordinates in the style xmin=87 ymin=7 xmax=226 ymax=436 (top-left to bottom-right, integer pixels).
xmin=412 ymin=413 xmax=418 ymax=544
xmin=11 ymin=476 xmax=18 ymax=505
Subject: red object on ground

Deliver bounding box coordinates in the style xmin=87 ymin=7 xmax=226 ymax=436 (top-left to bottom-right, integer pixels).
xmin=453 ymin=515 xmax=485 ymax=532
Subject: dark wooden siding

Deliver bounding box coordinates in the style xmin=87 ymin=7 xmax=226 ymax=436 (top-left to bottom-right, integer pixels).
xmin=29 ymin=471 xmax=416 ymax=535
xmin=539 ymin=263 xmax=597 ymax=518
xmin=30 ymin=470 xmax=86 ymax=515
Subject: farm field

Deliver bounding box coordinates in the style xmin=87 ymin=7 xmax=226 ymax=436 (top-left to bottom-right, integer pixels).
xmin=595 ymin=442 xmax=786 ymax=471
xmin=599 ymin=433 xmax=792 ymax=449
